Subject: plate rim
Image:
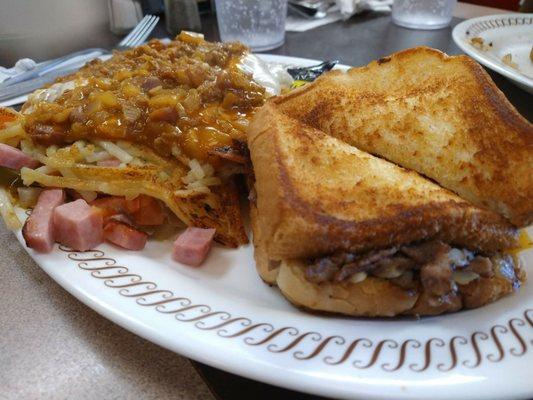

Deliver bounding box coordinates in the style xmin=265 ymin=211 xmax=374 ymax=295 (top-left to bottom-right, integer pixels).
xmin=451 ymin=13 xmax=533 ymax=89
xmin=19 ymin=233 xmax=533 ymax=400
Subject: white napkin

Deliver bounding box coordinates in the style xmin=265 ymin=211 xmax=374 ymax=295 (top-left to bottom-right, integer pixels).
xmin=336 ymin=0 xmax=393 ymax=19
xmin=286 ymin=0 xmax=393 ymax=32
xmin=0 ymin=59 xmax=38 ymax=83
xmin=286 ymin=6 xmax=343 ymax=32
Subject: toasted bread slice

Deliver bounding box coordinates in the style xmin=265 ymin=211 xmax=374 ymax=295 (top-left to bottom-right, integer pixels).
xmin=249 ymin=200 xmax=279 ymax=284
xmin=273 ymin=47 xmax=533 ymax=227
xmin=248 ymin=102 xmax=518 ymax=262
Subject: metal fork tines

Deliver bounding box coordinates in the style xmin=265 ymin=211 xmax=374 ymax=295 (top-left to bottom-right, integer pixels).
xmin=117 ymin=15 xmax=160 ymax=49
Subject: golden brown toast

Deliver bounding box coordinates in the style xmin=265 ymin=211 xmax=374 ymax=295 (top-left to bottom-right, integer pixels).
xmin=248 ymin=102 xmax=518 ymax=262
xmin=273 ymin=47 xmax=533 ymax=227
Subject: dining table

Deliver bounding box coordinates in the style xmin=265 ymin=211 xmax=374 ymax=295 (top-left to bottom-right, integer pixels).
xmin=1 ymin=2 xmax=531 ymax=399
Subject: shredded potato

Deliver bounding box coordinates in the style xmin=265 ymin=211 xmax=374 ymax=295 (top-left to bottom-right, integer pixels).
xmin=22 ymin=167 xmax=148 ymax=200
xmin=1 ymin=117 xmax=238 ymax=242
xmin=0 ymin=123 xmax=26 ymax=143
xmin=85 ymin=151 xmax=112 ymax=163
xmin=34 ymin=165 xmax=56 ymax=175
xmin=0 ymin=187 xmax=21 ymax=230
xmin=58 ymin=168 xmax=97 ymax=201
xmin=115 ymin=141 xmax=174 ymax=166
xmin=17 ymin=187 xmax=42 ymax=208
xmin=97 ymin=141 xmax=133 ymax=163
xmin=19 ymin=165 xmax=205 ymax=227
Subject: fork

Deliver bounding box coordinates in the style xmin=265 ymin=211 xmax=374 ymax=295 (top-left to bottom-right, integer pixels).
xmin=115 ymin=14 xmax=160 ymax=51
xmin=0 ymin=14 xmax=160 ymax=90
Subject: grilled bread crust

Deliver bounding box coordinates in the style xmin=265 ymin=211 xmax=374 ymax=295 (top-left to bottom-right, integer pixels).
xmin=248 ymin=103 xmax=518 ymax=263
xmin=272 ymin=47 xmax=533 ymax=227
xmin=276 ymin=260 xmax=519 ymax=317
xmin=251 ymin=223 xmax=521 ymax=316
xmin=249 ymin=200 xmax=278 ymax=284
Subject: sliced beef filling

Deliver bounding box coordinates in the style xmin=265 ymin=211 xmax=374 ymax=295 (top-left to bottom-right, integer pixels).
xmin=305 ymin=240 xmax=519 ymax=300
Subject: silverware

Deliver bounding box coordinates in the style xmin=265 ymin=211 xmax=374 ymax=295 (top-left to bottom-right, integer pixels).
xmin=0 ymin=48 xmax=107 ymax=89
xmin=115 ymin=14 xmax=160 ymax=50
xmin=0 ymin=14 xmax=160 ymax=98
xmin=0 ymin=64 xmax=83 ymax=104
xmin=288 ymin=0 xmax=333 ymax=19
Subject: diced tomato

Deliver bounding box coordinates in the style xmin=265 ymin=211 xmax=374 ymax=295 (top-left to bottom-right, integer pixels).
xmin=92 ymin=206 xmax=117 ymax=222
xmin=103 ymin=220 xmax=147 ymax=250
xmin=91 ymin=196 xmax=127 ymax=211
xmin=90 ymin=194 xmax=165 ymax=226
xmin=0 ymin=109 xmax=17 ymax=128
xmin=90 ymin=196 xmax=127 ymax=221
xmin=124 ymin=197 xmax=141 ymax=214
xmin=130 ymin=195 xmax=165 ymax=226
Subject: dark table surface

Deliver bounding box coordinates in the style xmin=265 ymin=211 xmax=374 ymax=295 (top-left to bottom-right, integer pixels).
xmin=199 ymin=13 xmax=532 ymax=122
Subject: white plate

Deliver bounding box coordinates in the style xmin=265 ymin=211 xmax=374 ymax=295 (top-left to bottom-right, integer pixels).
xmin=11 ymin=54 xmax=533 ymax=400
xmin=452 ymin=14 xmax=533 ymax=93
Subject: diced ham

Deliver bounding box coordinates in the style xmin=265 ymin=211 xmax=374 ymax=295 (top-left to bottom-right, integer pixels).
xmin=69 ymin=106 xmax=86 ymax=123
xmin=97 ymin=158 xmax=121 ymax=167
xmin=29 ymin=123 xmax=65 ymax=146
xmin=53 ymin=199 xmax=103 ymax=251
xmin=103 ymin=220 xmax=147 ymax=250
xmin=130 ymin=195 xmax=165 ymax=226
xmin=148 ymin=107 xmax=178 ymax=122
xmin=172 ymin=227 xmax=216 ymax=266
xmin=22 ymin=189 xmax=65 ymax=253
xmin=141 ymin=76 xmax=162 ymax=92
xmin=0 ymin=143 xmax=40 ymax=170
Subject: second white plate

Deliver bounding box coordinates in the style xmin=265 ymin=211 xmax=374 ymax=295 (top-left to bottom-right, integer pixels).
xmin=452 ymin=13 xmax=533 ymax=93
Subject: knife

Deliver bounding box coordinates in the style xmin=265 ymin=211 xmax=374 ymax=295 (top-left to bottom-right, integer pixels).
xmin=0 ymin=48 xmax=106 ymax=90
xmin=0 ymin=64 xmax=84 ymax=105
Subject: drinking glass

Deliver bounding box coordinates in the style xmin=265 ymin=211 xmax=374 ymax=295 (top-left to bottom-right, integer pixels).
xmin=392 ymin=0 xmax=457 ymax=30
xmin=215 ymin=0 xmax=287 ymax=51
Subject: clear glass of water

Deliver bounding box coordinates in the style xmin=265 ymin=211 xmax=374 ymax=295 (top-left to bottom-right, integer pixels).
xmin=215 ymin=0 xmax=287 ymax=51
xmin=392 ymin=0 xmax=457 ymax=30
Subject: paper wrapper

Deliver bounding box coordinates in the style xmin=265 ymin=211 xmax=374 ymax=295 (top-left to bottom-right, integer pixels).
xmin=336 ymin=0 xmax=393 ymax=19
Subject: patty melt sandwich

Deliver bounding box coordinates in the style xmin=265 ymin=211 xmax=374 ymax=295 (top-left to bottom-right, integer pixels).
xmin=247 ymin=47 xmax=532 ymax=317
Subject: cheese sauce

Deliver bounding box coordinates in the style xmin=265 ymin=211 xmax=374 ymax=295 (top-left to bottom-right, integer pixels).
xmin=21 ymin=32 xmax=266 ymax=166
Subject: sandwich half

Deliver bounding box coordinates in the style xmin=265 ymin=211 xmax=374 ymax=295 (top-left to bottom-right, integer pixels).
xmin=273 ymin=47 xmax=533 ymax=227
xmin=248 ymin=103 xmax=525 ymax=317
